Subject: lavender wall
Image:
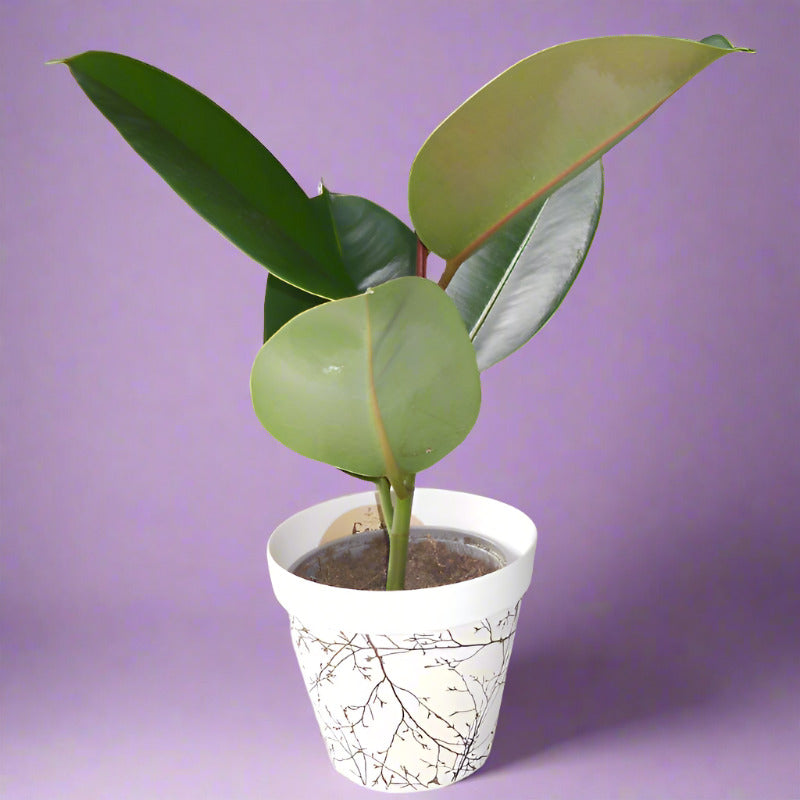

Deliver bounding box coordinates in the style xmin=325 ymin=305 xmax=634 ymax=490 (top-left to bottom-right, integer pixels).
xmin=2 ymin=2 xmax=798 ymax=798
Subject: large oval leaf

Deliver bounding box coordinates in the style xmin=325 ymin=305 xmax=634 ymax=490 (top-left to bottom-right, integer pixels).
xmin=263 ymin=190 xmax=416 ymax=342
xmin=251 ymin=277 xmax=481 ymax=488
xmin=409 ymin=34 xmax=749 ymax=265
xmin=446 ymin=160 xmax=603 ymax=370
xmin=56 ymin=51 xmax=355 ymax=299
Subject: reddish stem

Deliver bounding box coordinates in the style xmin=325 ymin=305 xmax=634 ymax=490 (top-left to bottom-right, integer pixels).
xmin=416 ymin=238 xmax=429 ymax=279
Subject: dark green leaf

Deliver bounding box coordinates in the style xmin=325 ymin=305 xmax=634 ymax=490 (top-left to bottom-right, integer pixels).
xmin=447 ymin=161 xmax=603 ymax=370
xmin=263 ymin=190 xmax=416 ymax=341
xmin=313 ymin=188 xmax=417 ymax=291
xmin=700 ymin=34 xmax=736 ymax=48
xmin=263 ymin=273 xmax=325 ymax=343
xmin=58 ymin=51 xmax=355 ymax=299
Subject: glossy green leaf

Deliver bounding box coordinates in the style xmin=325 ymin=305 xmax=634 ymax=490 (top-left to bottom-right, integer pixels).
xmin=447 ymin=160 xmax=603 ymax=370
xmin=263 ymin=190 xmax=416 ymax=341
xmin=409 ymin=34 xmax=750 ymax=266
xmin=57 ymin=51 xmax=354 ymax=299
xmin=251 ymin=277 xmax=481 ymax=489
xmin=314 ymin=188 xmax=418 ymax=291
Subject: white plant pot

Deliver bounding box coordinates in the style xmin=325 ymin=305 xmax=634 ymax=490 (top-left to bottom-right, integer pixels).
xmin=267 ymin=488 xmax=537 ymax=793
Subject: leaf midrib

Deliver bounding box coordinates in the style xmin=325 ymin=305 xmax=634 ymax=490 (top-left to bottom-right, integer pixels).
xmin=364 ymin=294 xmax=404 ymax=493
xmin=467 ymin=201 xmax=546 ymax=343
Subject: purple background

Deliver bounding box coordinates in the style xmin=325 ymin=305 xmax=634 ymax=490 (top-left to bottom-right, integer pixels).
xmin=2 ymin=2 xmax=798 ymax=797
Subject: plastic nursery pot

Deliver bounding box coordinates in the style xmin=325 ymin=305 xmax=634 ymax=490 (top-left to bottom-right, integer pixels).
xmin=267 ymin=488 xmax=537 ymax=793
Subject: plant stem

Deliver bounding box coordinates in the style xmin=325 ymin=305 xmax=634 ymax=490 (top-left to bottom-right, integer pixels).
xmin=416 ymin=238 xmax=429 ymax=279
xmin=385 ymin=477 xmax=415 ymax=591
xmin=376 ymin=476 xmax=394 ymax=529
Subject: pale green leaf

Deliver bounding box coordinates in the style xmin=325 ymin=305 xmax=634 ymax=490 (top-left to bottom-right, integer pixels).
xmin=409 ymin=34 xmax=750 ymax=265
xmin=251 ymin=277 xmax=481 ymax=487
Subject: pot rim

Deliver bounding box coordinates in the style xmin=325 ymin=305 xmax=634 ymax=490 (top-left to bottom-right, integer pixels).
xmin=267 ymin=487 xmax=537 ymax=632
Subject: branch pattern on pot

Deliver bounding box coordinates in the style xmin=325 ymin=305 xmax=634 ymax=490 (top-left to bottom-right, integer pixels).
xmin=290 ymin=603 xmax=520 ymax=791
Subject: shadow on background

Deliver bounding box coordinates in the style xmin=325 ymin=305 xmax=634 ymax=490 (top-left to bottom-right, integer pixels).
xmin=488 ymin=511 xmax=800 ymax=771
xmin=491 ymin=639 xmax=712 ymax=771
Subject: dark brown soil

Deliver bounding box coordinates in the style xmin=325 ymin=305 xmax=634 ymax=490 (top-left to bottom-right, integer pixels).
xmin=290 ymin=527 xmax=507 ymax=590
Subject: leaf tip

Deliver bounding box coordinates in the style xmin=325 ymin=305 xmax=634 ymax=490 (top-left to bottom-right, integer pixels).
xmin=45 ymin=57 xmax=67 ymax=66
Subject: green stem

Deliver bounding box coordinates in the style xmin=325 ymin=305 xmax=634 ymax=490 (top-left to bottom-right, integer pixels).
xmin=376 ymin=476 xmax=394 ymax=529
xmin=385 ymin=476 xmax=415 ymax=591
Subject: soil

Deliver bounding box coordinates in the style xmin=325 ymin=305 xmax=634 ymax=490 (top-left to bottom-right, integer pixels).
xmin=290 ymin=527 xmax=507 ymax=590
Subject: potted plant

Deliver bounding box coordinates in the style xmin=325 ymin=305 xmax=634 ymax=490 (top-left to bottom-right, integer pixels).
xmin=54 ymin=33 xmax=749 ymax=791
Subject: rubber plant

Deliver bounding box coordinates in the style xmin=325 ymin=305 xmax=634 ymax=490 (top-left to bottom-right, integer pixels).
xmin=53 ymin=34 xmax=750 ymax=590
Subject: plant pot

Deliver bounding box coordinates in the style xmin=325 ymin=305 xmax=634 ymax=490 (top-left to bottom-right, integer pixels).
xmin=267 ymin=488 xmax=537 ymax=793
